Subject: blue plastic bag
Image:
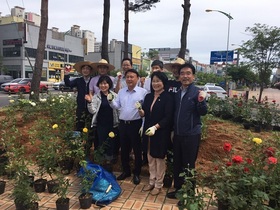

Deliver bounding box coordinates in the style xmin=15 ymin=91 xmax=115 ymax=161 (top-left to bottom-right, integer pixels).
xmin=78 ymin=161 xmax=122 ymax=206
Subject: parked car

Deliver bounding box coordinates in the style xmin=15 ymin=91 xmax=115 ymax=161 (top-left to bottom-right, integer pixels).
xmin=3 ymin=79 xmax=48 ymax=93
xmin=1 ymin=78 xmax=28 ymax=90
xmin=204 ymin=85 xmax=228 ymax=101
xmin=274 ymin=82 xmax=280 ymax=90
xmin=53 ymin=77 xmax=76 ymax=91
xmin=0 ymin=75 xmax=13 ymax=86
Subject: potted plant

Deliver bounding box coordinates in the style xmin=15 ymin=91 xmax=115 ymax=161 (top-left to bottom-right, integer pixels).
xmin=12 ymin=173 xmax=40 ymax=210
xmin=58 ymin=130 xmax=86 ymax=175
xmin=55 ymin=175 xmax=71 ymax=210
xmin=78 ymin=160 xmax=96 ymax=209
xmin=176 ymin=168 xmax=213 ymax=210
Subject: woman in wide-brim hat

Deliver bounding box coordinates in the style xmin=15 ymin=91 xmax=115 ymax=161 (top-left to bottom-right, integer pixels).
xmin=90 ymin=59 xmax=115 ymax=72
xmin=73 ymin=61 xmax=96 ymax=75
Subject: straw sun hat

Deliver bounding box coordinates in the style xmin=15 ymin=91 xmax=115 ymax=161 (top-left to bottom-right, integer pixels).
xmin=73 ymin=61 xmax=95 ymax=74
xmin=90 ymin=59 xmax=115 ymax=72
xmin=163 ymin=57 xmax=185 ymax=72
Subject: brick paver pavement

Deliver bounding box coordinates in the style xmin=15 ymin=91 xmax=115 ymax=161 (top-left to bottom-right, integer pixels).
xmin=0 ymin=171 xmax=218 ymax=210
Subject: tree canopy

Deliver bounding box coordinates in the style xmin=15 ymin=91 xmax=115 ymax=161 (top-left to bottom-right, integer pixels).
xmin=240 ymin=23 xmax=280 ymax=102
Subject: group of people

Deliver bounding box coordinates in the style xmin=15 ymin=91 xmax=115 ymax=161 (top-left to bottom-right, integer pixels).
xmin=63 ymin=57 xmax=207 ymax=203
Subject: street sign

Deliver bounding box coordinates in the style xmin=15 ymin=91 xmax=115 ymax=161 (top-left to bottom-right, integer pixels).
xmin=210 ymin=50 xmax=234 ymax=64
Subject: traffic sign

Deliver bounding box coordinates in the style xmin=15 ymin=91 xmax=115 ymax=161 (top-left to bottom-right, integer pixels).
xmin=210 ymin=50 xmax=234 ymax=64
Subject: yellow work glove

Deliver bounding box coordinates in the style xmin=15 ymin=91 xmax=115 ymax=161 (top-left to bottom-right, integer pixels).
xmin=107 ymin=93 xmax=114 ymax=102
xmin=145 ymin=126 xmax=157 ymax=136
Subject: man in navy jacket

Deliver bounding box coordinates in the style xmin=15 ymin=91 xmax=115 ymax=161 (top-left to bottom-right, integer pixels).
xmin=64 ymin=61 xmax=95 ymax=132
xmin=167 ymin=62 xmax=207 ymax=202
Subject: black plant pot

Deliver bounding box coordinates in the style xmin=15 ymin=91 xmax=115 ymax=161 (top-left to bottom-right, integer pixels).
xmin=163 ymin=175 xmax=173 ymax=188
xmin=254 ymin=125 xmax=261 ymax=133
xmin=56 ymin=198 xmax=70 ymax=210
xmin=79 ymin=193 xmax=93 ymax=209
xmin=15 ymin=201 xmax=39 ymax=210
xmin=243 ymin=123 xmax=251 ymax=130
xmin=218 ymin=200 xmax=229 ymax=210
xmin=0 ymin=180 xmax=6 ymax=194
xmin=34 ymin=178 xmax=47 ymax=193
xmin=47 ymin=179 xmax=59 ymax=193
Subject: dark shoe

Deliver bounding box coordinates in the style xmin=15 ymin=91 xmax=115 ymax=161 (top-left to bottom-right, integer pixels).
xmin=166 ymin=190 xmax=178 ymax=199
xmin=133 ymin=175 xmax=140 ymax=185
xmin=117 ymin=172 xmax=131 ymax=180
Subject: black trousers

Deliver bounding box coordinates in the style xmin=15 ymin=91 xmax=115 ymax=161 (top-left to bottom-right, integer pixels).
xmin=173 ymin=134 xmax=201 ymax=190
xmin=119 ymin=119 xmax=142 ymax=176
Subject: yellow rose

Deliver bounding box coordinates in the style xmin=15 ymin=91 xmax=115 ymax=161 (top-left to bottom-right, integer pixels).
xmin=83 ymin=128 xmax=88 ymax=133
xmin=108 ymin=132 xmax=115 ymax=138
xmin=9 ymin=100 xmax=15 ymax=103
xmin=52 ymin=124 xmax=58 ymax=129
xmin=252 ymin=137 xmax=262 ymax=144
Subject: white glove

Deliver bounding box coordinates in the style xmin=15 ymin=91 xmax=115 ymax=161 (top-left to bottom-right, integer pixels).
xmin=117 ymin=72 xmax=122 ymax=79
xmin=139 ymin=126 xmax=143 ymax=137
xmin=145 ymin=126 xmax=157 ymax=136
xmin=107 ymin=93 xmax=114 ymax=102
xmin=198 ymin=91 xmax=207 ymax=102
xmin=135 ymin=101 xmax=142 ymax=110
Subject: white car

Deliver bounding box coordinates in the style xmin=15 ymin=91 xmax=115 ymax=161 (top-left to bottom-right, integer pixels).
xmin=204 ymin=85 xmax=228 ymax=101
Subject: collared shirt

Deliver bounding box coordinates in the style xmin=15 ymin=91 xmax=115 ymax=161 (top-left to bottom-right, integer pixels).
xmin=143 ymin=77 xmax=151 ymax=92
xmin=110 ymin=86 xmax=147 ymax=121
xmin=113 ymin=76 xmax=127 ymax=89
xmin=181 ymin=86 xmax=188 ymax=99
xmin=89 ymin=75 xmax=115 ymax=94
xmin=113 ymin=74 xmax=141 ymax=89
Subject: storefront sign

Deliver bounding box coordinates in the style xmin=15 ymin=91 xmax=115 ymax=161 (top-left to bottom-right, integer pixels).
xmin=46 ymin=44 xmax=72 ymax=52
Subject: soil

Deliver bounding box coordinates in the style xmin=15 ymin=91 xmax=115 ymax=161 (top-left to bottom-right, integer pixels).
xmin=0 ymin=109 xmax=275 ymax=176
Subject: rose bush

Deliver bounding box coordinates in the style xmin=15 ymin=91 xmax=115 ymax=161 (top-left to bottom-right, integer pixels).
xmin=211 ymin=134 xmax=280 ymax=209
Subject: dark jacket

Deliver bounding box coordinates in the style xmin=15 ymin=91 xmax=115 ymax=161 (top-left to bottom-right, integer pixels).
xmin=142 ymin=91 xmax=174 ymax=158
xmin=174 ymin=83 xmax=207 ymax=136
xmin=64 ymin=75 xmax=92 ymax=110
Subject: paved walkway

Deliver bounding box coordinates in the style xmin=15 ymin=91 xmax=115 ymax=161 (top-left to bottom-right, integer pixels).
xmin=0 ymin=171 xmax=218 ymax=210
xmin=231 ymin=88 xmax=280 ymax=105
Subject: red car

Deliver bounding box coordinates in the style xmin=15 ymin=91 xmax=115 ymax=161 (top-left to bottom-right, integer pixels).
xmin=4 ymin=79 xmax=48 ymax=93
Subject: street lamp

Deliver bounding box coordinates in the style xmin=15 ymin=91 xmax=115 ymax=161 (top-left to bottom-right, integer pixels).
xmin=206 ymin=9 xmax=233 ymax=93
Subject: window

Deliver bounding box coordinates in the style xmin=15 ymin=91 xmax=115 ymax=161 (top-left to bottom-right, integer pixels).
xmin=49 ymin=51 xmax=65 ymax=61
xmin=69 ymin=55 xmax=83 ymax=63
xmin=3 ymin=47 xmax=21 ymax=57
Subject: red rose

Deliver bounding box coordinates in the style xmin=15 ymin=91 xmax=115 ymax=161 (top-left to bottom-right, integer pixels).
xmin=244 ymin=167 xmax=249 ymax=173
xmin=267 ymin=157 xmax=277 ymax=164
xmin=223 ymin=143 xmax=232 ymax=152
xmin=232 ymin=155 xmax=243 ymax=164
xmin=226 ymin=162 xmax=232 ymax=167
xmin=246 ymin=158 xmax=253 ymax=164
xmin=272 ymin=100 xmax=276 ymax=103
xmin=265 ymin=147 xmax=275 ymax=157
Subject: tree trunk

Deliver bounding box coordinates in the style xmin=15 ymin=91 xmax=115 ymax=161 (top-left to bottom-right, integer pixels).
xmin=124 ymin=0 xmax=129 ymax=58
xmin=101 ymin=0 xmax=110 ymax=62
xmin=258 ymin=84 xmax=264 ymax=103
xmin=30 ymin=0 xmax=48 ymax=101
xmin=178 ymin=0 xmax=191 ymax=60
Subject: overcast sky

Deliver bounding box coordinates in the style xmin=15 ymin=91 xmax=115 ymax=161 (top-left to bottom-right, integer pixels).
xmin=2 ymin=0 xmax=280 ymax=64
